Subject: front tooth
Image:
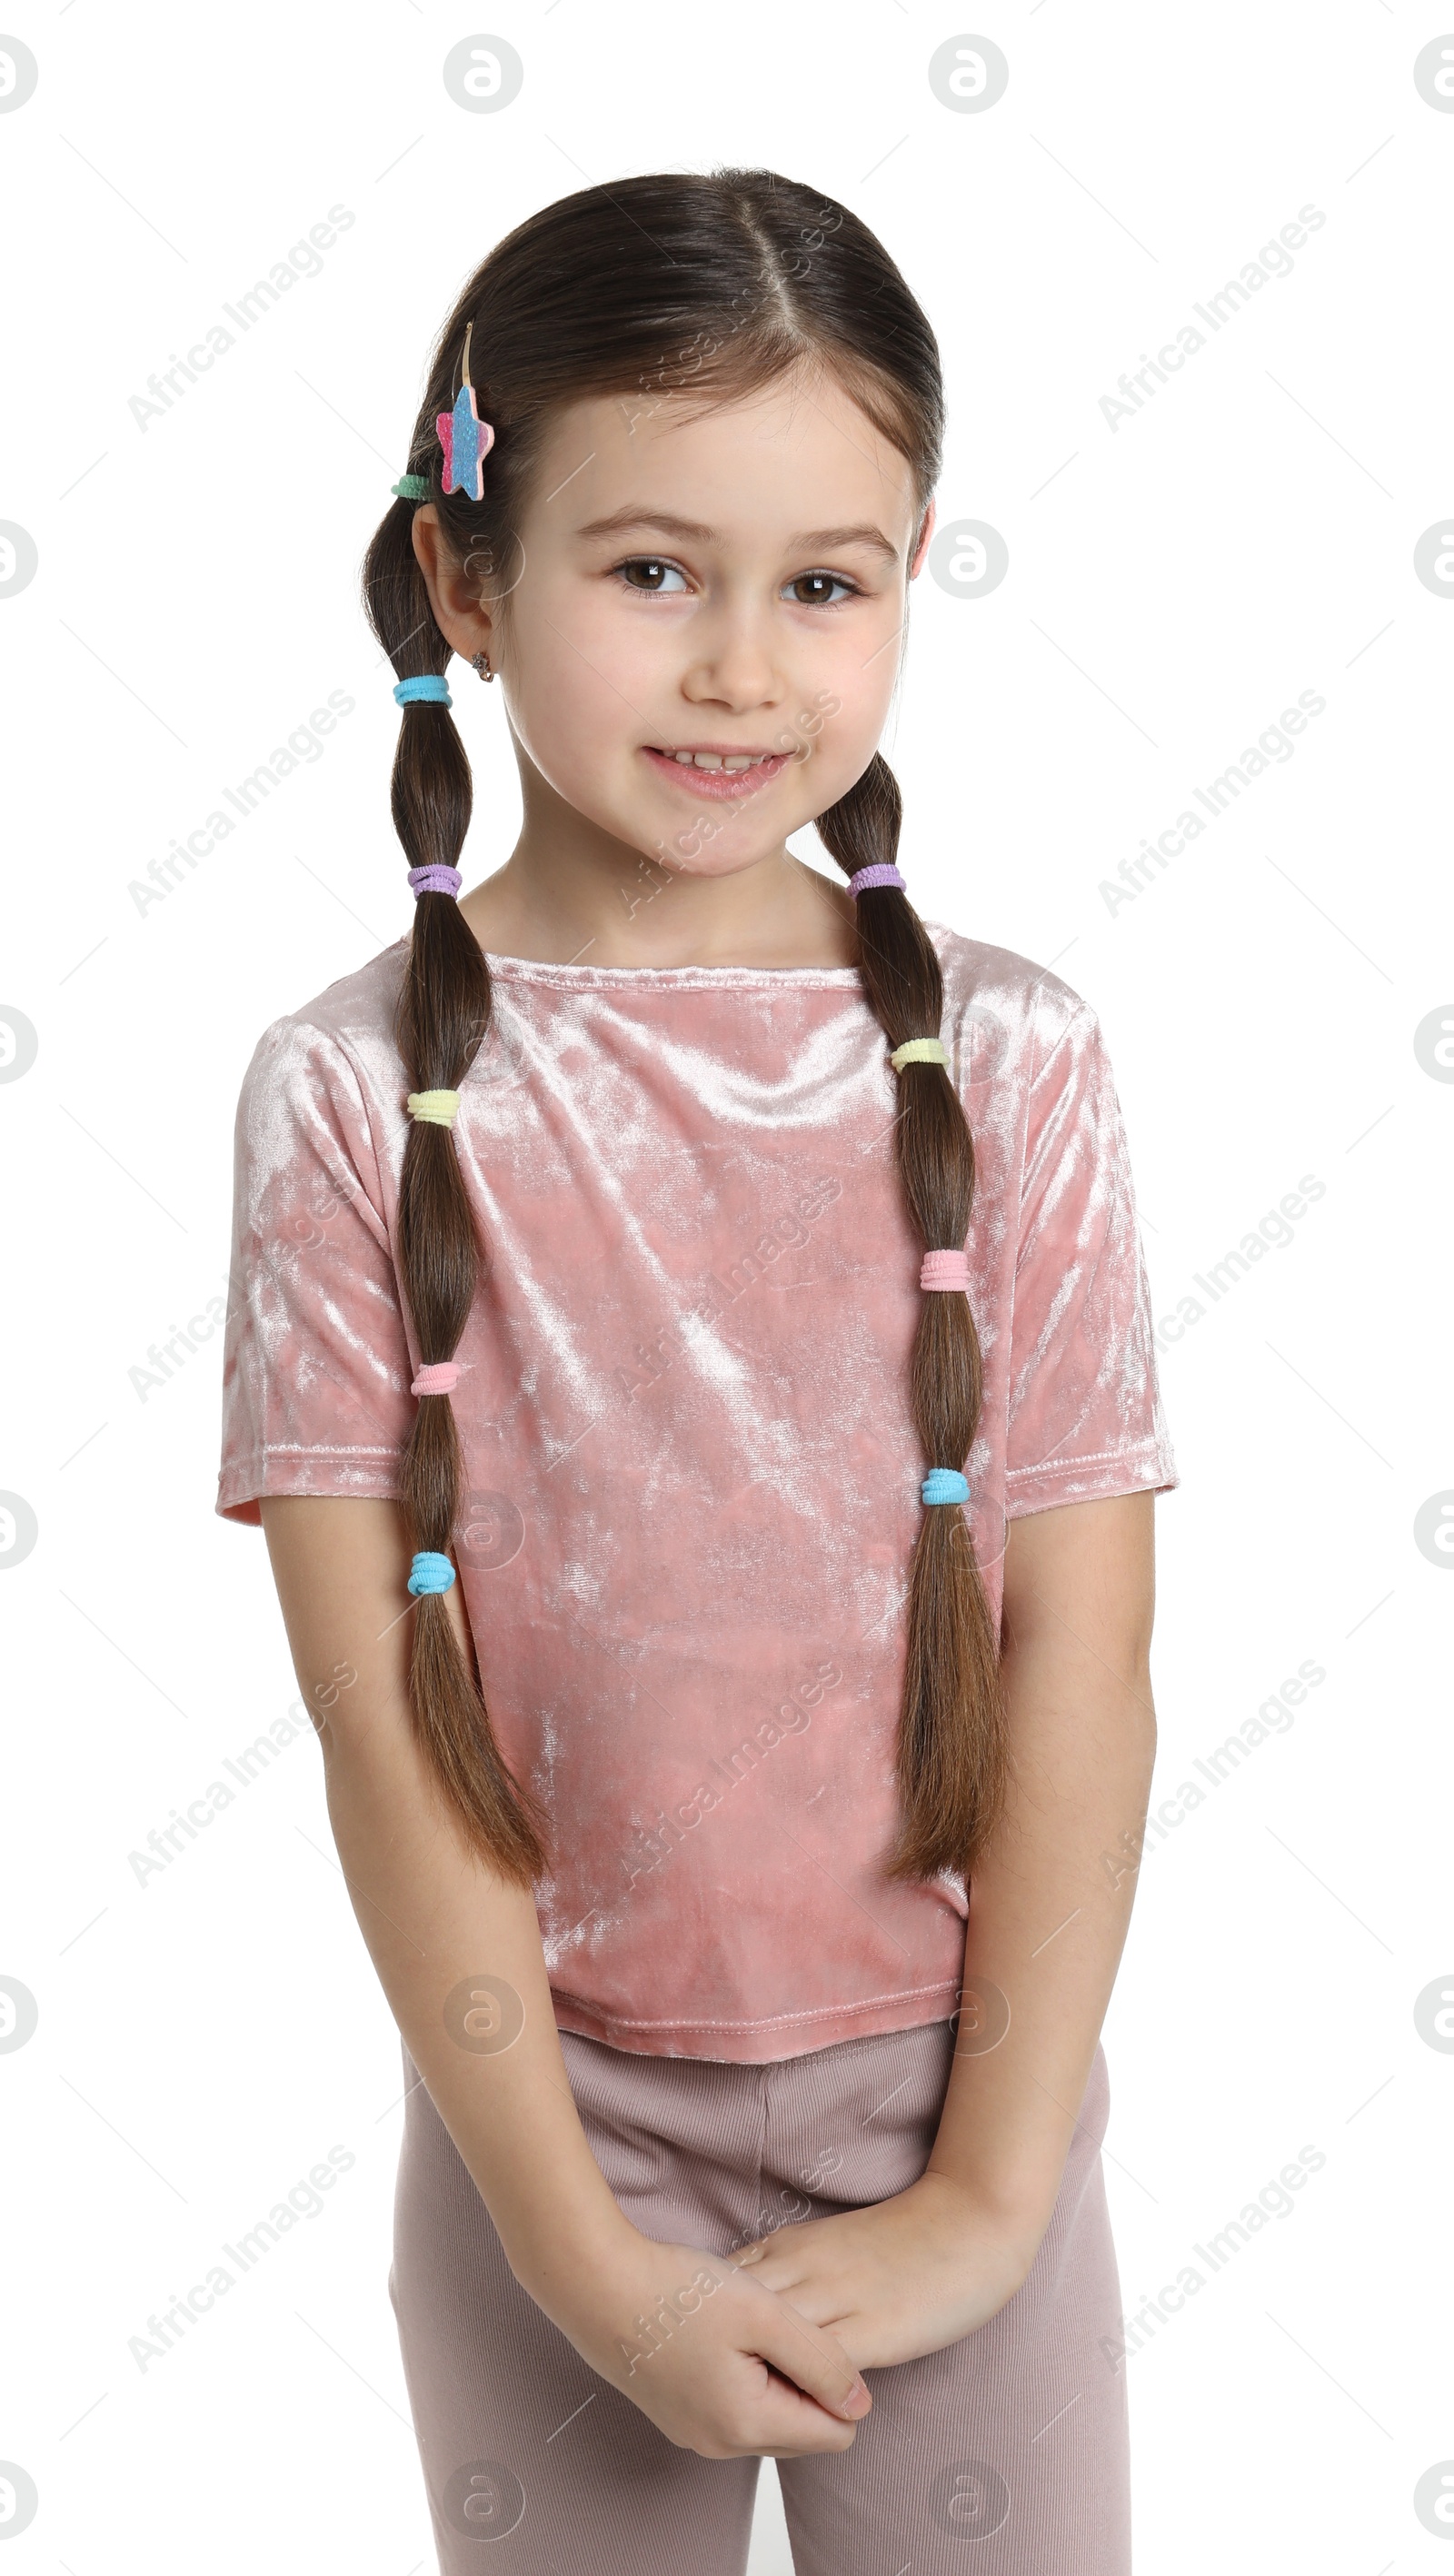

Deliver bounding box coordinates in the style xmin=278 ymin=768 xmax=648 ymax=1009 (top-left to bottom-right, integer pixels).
xmin=722 ymin=757 xmax=752 ymax=772
xmin=692 ymin=751 xmax=724 ymax=771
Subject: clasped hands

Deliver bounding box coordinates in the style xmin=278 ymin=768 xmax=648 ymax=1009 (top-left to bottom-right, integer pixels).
xmin=563 ymin=2168 xmax=1047 ymax=2462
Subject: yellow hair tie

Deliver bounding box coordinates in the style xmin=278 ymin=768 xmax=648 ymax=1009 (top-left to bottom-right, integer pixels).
xmin=406 ymin=1089 xmax=461 ymax=1128
xmin=890 ymin=1038 xmax=949 ymax=1073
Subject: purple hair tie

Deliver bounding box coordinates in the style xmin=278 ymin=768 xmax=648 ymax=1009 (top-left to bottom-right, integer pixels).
xmin=848 ymin=864 xmax=907 ymax=898
xmin=408 ymin=866 xmax=463 ymax=900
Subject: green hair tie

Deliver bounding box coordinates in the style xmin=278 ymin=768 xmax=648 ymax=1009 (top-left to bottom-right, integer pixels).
xmin=392 ymin=473 xmax=431 ymax=502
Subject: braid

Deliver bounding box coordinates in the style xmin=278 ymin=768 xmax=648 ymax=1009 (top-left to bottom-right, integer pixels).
xmin=817 ymin=754 xmax=1009 ymax=1882
xmin=361 ymin=491 xmax=547 ymax=1884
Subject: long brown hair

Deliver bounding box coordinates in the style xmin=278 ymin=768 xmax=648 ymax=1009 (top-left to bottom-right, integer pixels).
xmin=361 ymin=167 xmax=1006 ymax=1889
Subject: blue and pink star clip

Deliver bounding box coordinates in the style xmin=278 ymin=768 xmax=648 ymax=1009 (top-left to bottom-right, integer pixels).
xmin=435 ymin=320 xmax=494 ymax=500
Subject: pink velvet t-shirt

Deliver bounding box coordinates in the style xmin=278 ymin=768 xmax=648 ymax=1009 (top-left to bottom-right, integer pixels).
xmin=217 ymin=922 xmax=1177 ymax=2063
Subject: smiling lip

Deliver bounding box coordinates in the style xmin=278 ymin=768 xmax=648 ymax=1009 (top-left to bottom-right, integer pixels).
xmin=642 ymin=745 xmax=792 ymax=801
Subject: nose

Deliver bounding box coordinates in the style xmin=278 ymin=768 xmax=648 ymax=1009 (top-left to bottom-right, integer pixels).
xmin=679 ymin=594 xmax=788 ymax=719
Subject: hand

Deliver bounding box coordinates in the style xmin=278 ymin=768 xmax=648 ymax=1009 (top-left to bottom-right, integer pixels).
xmin=732 ymin=2170 xmax=1044 ymax=2370
xmin=530 ymin=2223 xmax=874 ymax=2460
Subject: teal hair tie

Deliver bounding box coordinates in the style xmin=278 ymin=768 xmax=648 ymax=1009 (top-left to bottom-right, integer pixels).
xmin=393 ymin=473 xmax=431 ymax=502
xmin=921 ymin=1468 xmax=970 ymax=1507
xmin=393 ymin=675 xmax=453 ymax=709
xmin=408 ymin=1550 xmax=456 ymax=1596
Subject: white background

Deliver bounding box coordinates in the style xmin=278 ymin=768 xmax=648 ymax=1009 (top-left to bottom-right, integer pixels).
xmin=2 ymin=2 xmax=1449 ymax=2568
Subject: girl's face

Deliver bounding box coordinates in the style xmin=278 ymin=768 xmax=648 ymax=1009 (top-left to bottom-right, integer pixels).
xmin=430 ymin=367 xmax=932 ymax=880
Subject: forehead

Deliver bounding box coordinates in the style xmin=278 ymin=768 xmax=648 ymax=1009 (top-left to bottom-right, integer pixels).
xmin=526 ymin=370 xmax=920 ymax=543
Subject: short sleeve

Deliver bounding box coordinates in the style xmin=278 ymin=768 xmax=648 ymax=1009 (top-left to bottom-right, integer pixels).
xmin=1003 ymin=1008 xmax=1178 ymax=1517
xmin=216 ymin=1017 xmax=414 ymax=1527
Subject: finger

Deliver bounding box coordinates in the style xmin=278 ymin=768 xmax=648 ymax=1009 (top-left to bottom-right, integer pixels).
xmin=738 ymin=2248 xmax=820 ymax=2311
xmin=739 ymin=2243 xmax=799 ymax=2285
xmin=748 ymin=2372 xmax=862 ymax=2455
xmin=747 ymin=2290 xmax=871 ymax=2421
xmin=734 ymin=2228 xmax=812 ymax=2283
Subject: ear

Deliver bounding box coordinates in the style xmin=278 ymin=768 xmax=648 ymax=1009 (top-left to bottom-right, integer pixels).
xmin=410 ymin=503 xmax=496 ymax=664
xmin=909 ymin=494 xmax=937 ymax=580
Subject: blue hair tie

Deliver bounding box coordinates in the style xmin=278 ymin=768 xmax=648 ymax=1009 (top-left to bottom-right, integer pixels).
xmin=408 ymin=1550 xmax=456 ymax=1596
xmin=921 ymin=1468 xmax=970 ymax=1507
xmin=393 ymin=675 xmax=453 ymax=709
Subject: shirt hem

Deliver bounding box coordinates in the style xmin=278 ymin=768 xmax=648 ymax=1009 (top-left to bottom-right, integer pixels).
xmin=1003 ymin=1441 xmax=1179 ymax=1518
xmin=548 ymin=1976 xmax=965 ymax=2064
xmin=216 ymin=1454 xmax=405 ymax=1527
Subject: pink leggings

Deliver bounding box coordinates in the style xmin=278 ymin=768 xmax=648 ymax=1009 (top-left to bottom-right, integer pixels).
xmin=390 ymin=2019 xmax=1130 ymax=2573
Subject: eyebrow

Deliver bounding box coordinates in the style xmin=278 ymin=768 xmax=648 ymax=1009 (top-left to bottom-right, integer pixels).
xmin=572 ymin=507 xmax=901 ymax=563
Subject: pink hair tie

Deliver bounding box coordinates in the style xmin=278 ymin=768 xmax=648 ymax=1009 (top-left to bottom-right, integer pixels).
xmin=412 ymin=1362 xmax=460 ymax=1397
xmin=921 ymin=1248 xmax=971 ymax=1292
xmin=848 ymin=864 xmax=907 ymax=898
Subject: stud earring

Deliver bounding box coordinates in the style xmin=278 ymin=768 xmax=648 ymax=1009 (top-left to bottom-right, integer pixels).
xmin=471 ymin=648 xmax=493 ymax=683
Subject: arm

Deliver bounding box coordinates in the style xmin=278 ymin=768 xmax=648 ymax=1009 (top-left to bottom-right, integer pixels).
xmin=931 ymin=1484 xmax=1157 ymax=2220
xmin=737 ymin=1488 xmax=1158 ymax=2363
xmin=258 ymin=1494 xmax=871 ymax=2453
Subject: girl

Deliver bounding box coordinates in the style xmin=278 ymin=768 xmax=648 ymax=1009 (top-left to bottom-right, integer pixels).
xmin=219 ymin=168 xmax=1177 ymax=2575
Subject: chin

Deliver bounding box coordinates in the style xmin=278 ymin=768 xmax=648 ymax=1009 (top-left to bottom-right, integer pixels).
xmin=640 ymin=821 xmax=799 ymax=880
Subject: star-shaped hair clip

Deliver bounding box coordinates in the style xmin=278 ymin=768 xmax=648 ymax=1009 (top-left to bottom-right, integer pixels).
xmin=435 ymin=320 xmax=495 ymax=501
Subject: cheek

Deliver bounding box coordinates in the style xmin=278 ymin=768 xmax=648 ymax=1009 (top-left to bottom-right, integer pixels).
xmin=505 ymin=583 xmax=647 ymax=779
xmin=789 ymin=653 xmax=898 ymax=806
xmin=782 ymin=689 xmax=895 ymax=801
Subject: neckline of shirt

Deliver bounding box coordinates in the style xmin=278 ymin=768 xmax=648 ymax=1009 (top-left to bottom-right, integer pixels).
xmin=384 ymin=924 xmax=949 ymax=994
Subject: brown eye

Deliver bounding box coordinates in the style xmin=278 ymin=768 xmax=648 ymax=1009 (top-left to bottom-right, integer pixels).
xmin=786 ymin=572 xmax=854 ymax=606
xmin=619 ymin=557 xmax=687 ymax=593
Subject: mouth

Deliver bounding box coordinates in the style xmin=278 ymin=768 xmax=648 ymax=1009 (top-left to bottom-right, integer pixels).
xmin=641 ymin=744 xmax=793 ymax=801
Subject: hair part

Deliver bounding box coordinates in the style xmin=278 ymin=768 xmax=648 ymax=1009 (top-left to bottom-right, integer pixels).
xmin=362 ymin=164 xmax=1004 ymax=1889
